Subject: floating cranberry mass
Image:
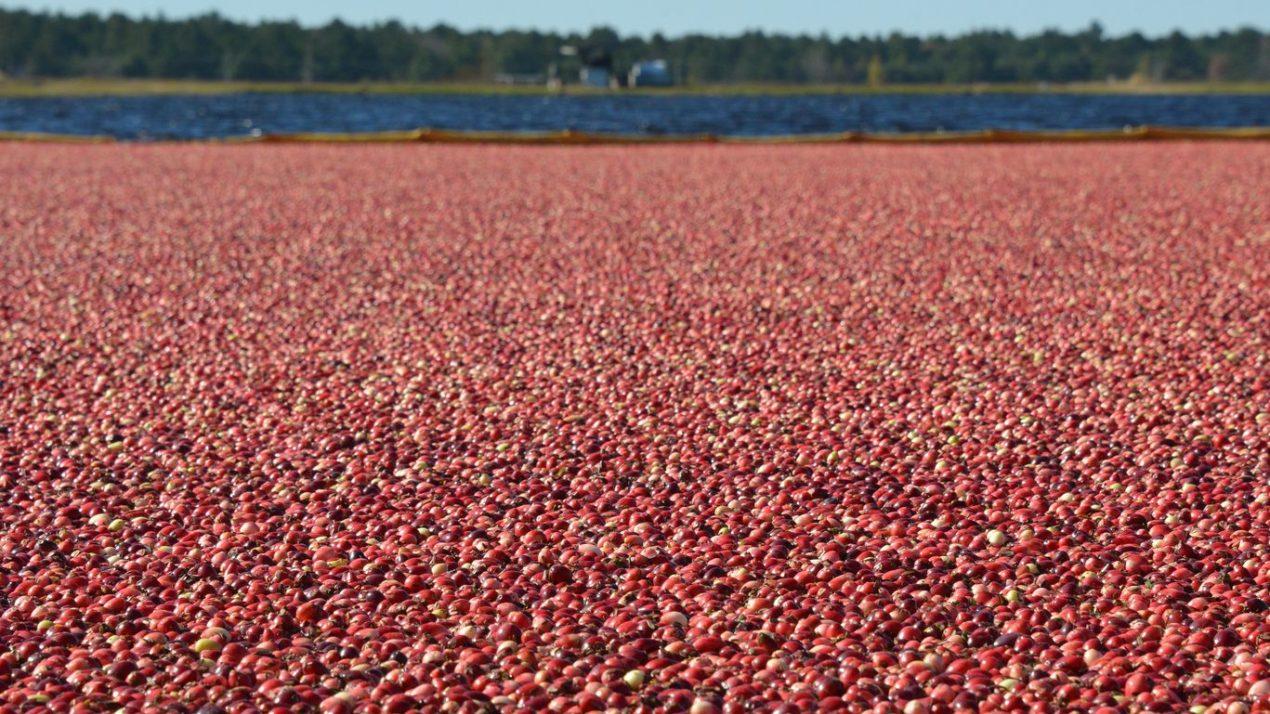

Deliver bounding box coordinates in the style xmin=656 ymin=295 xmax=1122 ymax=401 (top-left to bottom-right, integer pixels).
xmin=0 ymin=142 xmax=1267 ymax=713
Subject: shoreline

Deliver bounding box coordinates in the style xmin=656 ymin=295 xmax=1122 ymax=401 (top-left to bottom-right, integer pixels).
xmin=2 ymin=78 xmax=1269 ymax=98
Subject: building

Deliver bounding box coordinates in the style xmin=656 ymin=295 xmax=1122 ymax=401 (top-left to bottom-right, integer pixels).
xmin=629 ymin=60 xmax=672 ymax=88
xmin=579 ymin=48 xmax=615 ymax=88
xmin=580 ymin=66 xmax=611 ymax=88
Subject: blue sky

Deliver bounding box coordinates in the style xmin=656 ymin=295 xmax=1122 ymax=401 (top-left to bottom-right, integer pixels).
xmin=10 ymin=0 xmax=1268 ymax=36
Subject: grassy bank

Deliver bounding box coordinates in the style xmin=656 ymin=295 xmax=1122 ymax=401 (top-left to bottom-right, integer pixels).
xmin=2 ymin=78 xmax=1268 ymax=97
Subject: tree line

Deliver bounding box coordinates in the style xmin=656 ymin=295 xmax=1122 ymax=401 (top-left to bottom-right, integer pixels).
xmin=0 ymin=9 xmax=1266 ymax=85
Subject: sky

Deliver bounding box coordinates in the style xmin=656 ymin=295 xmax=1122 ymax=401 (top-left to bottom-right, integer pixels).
xmin=9 ymin=0 xmax=1269 ymax=37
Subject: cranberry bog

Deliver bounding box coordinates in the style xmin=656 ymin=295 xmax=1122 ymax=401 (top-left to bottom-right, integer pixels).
xmin=0 ymin=142 xmax=1267 ymax=714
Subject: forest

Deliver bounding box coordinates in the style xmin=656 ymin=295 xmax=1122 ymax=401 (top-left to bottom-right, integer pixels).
xmin=0 ymin=9 xmax=1266 ymax=85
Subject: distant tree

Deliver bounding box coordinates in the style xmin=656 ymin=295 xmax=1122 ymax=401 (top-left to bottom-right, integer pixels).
xmin=1131 ymin=54 xmax=1154 ymax=84
xmin=1207 ymin=53 xmax=1231 ymax=81
xmin=1161 ymin=30 xmax=1205 ymax=80
xmin=867 ymin=54 xmax=884 ymax=86
xmin=801 ymin=36 xmax=832 ymax=83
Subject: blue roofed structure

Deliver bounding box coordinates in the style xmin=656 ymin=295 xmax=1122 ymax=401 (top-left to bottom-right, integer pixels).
xmin=629 ymin=60 xmax=673 ymax=87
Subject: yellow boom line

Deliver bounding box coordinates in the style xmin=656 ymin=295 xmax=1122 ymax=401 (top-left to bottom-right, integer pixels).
xmin=3 ymin=126 xmax=1268 ymax=144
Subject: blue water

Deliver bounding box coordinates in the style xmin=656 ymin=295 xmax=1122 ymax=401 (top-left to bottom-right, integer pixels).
xmin=1 ymin=93 xmax=1266 ymax=140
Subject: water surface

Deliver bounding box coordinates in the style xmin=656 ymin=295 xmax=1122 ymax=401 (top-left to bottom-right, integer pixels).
xmin=1 ymin=93 xmax=1266 ymax=140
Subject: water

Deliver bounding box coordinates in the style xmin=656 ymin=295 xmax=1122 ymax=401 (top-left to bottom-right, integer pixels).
xmin=1 ymin=93 xmax=1266 ymax=140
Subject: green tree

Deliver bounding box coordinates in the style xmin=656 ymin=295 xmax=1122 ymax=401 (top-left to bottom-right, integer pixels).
xmin=867 ymin=54 xmax=884 ymax=86
xmin=0 ymin=9 xmax=1262 ymax=85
